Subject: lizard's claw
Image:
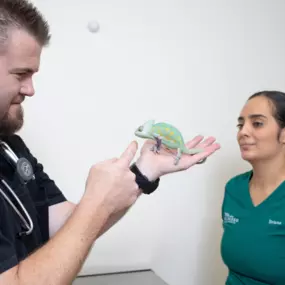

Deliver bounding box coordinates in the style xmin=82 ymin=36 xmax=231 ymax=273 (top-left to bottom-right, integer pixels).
xmin=150 ymin=144 xmax=160 ymax=154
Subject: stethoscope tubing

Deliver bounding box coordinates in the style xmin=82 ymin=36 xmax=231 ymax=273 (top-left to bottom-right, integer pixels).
xmin=0 ymin=140 xmax=34 ymax=236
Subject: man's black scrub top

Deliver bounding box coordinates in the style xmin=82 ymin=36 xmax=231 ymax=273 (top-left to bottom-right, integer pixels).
xmin=0 ymin=135 xmax=66 ymax=274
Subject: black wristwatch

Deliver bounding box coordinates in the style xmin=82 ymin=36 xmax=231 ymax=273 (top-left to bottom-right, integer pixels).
xmin=130 ymin=163 xmax=160 ymax=194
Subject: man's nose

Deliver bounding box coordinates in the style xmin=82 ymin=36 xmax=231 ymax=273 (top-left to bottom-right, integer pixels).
xmin=20 ymin=78 xmax=35 ymax=97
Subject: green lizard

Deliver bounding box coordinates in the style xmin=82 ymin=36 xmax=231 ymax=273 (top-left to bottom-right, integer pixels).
xmin=134 ymin=120 xmax=206 ymax=165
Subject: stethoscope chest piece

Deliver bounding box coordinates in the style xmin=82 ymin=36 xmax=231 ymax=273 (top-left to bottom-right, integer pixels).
xmin=0 ymin=140 xmax=35 ymax=183
xmin=17 ymin=157 xmax=34 ymax=182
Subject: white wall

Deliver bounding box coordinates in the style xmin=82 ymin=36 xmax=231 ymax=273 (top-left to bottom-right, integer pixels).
xmin=21 ymin=0 xmax=285 ymax=284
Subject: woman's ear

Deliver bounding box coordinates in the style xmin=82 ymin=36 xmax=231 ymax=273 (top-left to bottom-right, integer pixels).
xmin=279 ymin=128 xmax=285 ymax=143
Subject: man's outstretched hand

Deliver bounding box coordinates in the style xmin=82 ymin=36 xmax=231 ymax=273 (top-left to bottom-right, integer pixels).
xmin=135 ymin=135 xmax=221 ymax=181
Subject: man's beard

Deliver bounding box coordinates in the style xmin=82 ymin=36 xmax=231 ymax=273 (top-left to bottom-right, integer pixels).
xmin=0 ymin=106 xmax=24 ymax=136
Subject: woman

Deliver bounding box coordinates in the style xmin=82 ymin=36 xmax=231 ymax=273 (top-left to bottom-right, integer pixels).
xmin=221 ymin=91 xmax=285 ymax=284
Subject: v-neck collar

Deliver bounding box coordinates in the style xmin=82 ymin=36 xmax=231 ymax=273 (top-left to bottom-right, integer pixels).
xmin=244 ymin=170 xmax=285 ymax=209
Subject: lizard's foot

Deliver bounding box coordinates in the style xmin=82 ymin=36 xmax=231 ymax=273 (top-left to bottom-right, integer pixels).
xmin=150 ymin=135 xmax=162 ymax=154
xmin=174 ymin=156 xmax=180 ymax=165
xmin=174 ymin=149 xmax=182 ymax=165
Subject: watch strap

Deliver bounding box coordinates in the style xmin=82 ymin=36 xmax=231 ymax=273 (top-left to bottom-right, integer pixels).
xmin=130 ymin=163 xmax=160 ymax=194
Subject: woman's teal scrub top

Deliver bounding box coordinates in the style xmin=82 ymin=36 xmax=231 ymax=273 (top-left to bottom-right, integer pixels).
xmin=221 ymin=171 xmax=285 ymax=284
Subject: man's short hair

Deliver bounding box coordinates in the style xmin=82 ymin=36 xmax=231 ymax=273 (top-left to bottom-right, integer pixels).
xmin=0 ymin=0 xmax=50 ymax=46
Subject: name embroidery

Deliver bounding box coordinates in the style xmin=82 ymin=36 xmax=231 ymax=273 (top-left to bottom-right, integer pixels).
xmin=269 ymin=219 xmax=282 ymax=225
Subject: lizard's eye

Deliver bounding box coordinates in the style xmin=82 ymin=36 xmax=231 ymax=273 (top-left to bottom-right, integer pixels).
xmin=138 ymin=126 xmax=143 ymax=131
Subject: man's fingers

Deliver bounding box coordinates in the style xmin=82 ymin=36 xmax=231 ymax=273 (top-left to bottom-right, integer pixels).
xmin=197 ymin=136 xmax=217 ymax=148
xmin=186 ymin=136 xmax=217 ymax=150
xmin=179 ymin=143 xmax=221 ymax=169
xmin=185 ymin=135 xmax=204 ymax=149
xmin=193 ymin=143 xmax=221 ymax=161
xmin=118 ymin=141 xmax=138 ymax=167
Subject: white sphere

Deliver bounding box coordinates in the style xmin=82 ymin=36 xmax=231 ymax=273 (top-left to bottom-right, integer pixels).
xmin=87 ymin=20 xmax=100 ymax=33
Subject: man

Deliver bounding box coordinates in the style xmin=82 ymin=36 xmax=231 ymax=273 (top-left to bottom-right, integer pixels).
xmin=0 ymin=1 xmax=220 ymax=284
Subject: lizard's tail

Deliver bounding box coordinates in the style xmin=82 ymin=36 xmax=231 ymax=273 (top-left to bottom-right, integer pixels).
xmin=183 ymin=147 xmax=204 ymax=155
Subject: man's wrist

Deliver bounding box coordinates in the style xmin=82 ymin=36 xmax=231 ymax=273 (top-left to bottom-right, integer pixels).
xmin=135 ymin=158 xmax=160 ymax=182
xmin=130 ymin=160 xmax=160 ymax=195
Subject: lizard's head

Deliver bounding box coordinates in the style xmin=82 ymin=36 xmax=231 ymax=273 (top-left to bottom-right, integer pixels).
xmin=134 ymin=120 xmax=155 ymax=139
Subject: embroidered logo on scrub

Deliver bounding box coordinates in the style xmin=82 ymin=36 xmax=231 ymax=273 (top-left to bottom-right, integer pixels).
xmin=224 ymin=212 xmax=239 ymax=224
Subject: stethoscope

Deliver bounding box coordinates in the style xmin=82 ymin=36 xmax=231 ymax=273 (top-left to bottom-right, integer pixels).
xmin=0 ymin=140 xmax=35 ymax=236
